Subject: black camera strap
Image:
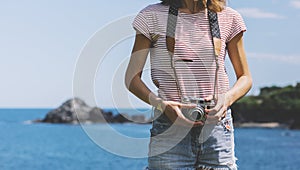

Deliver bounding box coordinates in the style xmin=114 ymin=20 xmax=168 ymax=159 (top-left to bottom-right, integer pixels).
xmin=166 ymin=1 xmax=221 ymax=100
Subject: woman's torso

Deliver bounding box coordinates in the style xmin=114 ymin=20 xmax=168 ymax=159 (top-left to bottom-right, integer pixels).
xmin=133 ymin=3 xmax=244 ymax=102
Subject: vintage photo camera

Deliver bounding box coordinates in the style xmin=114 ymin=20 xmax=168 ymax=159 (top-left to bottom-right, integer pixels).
xmin=181 ymin=97 xmax=215 ymax=122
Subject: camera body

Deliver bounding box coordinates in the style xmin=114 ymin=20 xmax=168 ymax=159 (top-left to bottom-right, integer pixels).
xmin=181 ymin=97 xmax=215 ymax=122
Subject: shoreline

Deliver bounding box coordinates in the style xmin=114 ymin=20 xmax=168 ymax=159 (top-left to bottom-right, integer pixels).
xmin=234 ymin=122 xmax=289 ymax=129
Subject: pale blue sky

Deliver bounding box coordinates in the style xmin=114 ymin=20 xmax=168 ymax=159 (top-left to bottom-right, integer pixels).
xmin=1 ymin=0 xmax=299 ymax=108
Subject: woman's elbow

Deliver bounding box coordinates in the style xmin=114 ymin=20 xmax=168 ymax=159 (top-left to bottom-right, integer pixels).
xmin=124 ymin=71 xmax=132 ymax=91
xmin=245 ymin=74 xmax=253 ymax=92
xmin=237 ymin=73 xmax=253 ymax=93
xmin=249 ymin=76 xmax=253 ymax=89
xmin=124 ymin=71 xmax=140 ymax=92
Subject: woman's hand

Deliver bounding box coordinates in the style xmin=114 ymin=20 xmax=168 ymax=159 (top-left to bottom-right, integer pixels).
xmin=205 ymin=93 xmax=231 ymax=124
xmin=159 ymin=100 xmax=205 ymax=127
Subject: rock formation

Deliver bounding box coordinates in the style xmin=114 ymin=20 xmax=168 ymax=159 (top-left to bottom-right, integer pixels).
xmin=39 ymin=98 xmax=147 ymax=124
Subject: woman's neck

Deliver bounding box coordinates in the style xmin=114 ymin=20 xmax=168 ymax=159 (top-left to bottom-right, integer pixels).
xmin=181 ymin=0 xmax=206 ymax=14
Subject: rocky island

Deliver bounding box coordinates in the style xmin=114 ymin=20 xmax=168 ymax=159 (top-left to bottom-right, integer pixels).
xmin=36 ymin=98 xmax=148 ymax=124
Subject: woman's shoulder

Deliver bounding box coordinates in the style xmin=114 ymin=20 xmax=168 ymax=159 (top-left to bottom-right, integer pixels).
xmin=139 ymin=3 xmax=168 ymax=13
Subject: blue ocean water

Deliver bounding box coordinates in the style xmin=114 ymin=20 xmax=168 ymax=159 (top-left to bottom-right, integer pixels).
xmin=0 ymin=109 xmax=299 ymax=170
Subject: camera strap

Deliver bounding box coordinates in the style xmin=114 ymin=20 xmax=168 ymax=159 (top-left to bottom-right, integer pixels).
xmin=166 ymin=1 xmax=221 ymax=100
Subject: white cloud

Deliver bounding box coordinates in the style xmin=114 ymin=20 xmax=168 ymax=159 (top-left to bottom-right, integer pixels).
xmin=290 ymin=0 xmax=300 ymax=9
xmin=248 ymin=52 xmax=300 ymax=65
xmin=236 ymin=8 xmax=285 ymax=19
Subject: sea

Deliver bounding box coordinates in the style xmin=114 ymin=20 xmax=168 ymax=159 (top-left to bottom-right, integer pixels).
xmin=0 ymin=108 xmax=300 ymax=170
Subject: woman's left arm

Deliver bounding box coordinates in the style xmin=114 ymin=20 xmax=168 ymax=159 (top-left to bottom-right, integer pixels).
xmin=226 ymin=32 xmax=252 ymax=106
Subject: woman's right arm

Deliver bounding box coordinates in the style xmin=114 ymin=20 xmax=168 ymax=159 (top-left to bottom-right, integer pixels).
xmin=125 ymin=33 xmax=160 ymax=107
xmin=125 ymin=32 xmax=202 ymax=126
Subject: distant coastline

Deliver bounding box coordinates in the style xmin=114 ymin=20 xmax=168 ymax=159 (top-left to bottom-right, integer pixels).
xmin=234 ymin=122 xmax=289 ymax=129
xmin=30 ymin=101 xmax=293 ymax=129
xmin=31 ymin=83 xmax=300 ymax=129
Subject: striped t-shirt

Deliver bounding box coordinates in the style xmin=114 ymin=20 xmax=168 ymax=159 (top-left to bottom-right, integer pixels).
xmin=132 ymin=3 xmax=246 ymax=102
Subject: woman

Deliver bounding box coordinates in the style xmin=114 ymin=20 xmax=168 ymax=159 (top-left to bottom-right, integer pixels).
xmin=125 ymin=0 xmax=252 ymax=169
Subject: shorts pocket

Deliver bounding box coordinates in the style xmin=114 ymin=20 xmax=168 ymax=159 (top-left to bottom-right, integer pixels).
xmin=150 ymin=109 xmax=172 ymax=137
xmin=150 ymin=120 xmax=172 ymax=137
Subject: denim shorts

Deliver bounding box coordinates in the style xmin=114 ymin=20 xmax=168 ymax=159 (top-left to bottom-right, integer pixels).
xmin=147 ymin=108 xmax=237 ymax=170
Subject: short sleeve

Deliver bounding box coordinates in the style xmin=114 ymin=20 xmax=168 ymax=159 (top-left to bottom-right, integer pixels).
xmin=226 ymin=10 xmax=247 ymax=43
xmin=132 ymin=10 xmax=152 ymax=40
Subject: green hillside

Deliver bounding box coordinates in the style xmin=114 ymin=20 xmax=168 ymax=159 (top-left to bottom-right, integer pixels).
xmin=231 ymin=83 xmax=300 ymax=129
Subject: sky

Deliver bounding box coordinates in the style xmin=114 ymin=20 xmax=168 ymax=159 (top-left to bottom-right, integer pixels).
xmin=0 ymin=0 xmax=299 ymax=108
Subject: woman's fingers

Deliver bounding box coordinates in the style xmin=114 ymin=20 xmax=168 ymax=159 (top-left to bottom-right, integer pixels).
xmin=179 ymin=103 xmax=197 ymax=109
xmin=205 ymin=102 xmax=222 ymax=115
xmin=206 ymin=106 xmax=227 ymax=123
xmin=205 ymin=94 xmax=226 ymax=121
xmin=163 ymin=102 xmax=203 ymax=127
xmin=173 ymin=106 xmax=204 ymax=126
xmin=162 ymin=96 xmax=229 ymax=125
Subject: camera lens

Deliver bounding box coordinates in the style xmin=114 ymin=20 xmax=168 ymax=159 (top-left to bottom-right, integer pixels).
xmin=188 ymin=107 xmax=205 ymax=122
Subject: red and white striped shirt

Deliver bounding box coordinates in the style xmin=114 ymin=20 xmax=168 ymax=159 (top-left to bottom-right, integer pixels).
xmin=133 ymin=3 xmax=246 ymax=102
